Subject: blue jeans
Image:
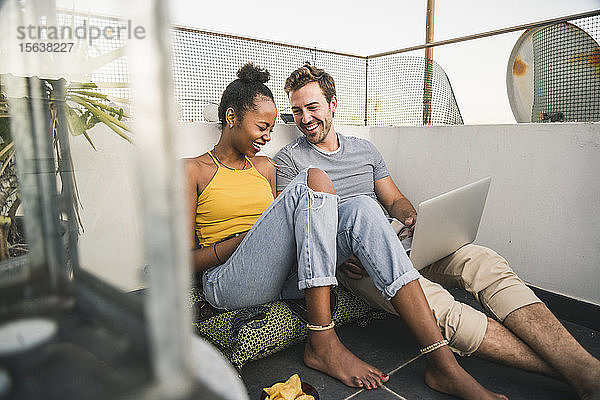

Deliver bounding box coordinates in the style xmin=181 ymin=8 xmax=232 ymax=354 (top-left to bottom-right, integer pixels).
xmin=336 ymin=196 xmax=420 ymax=300
xmin=202 ymin=169 xmax=340 ymax=311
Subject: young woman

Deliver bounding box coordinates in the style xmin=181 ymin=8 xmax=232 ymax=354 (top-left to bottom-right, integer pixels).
xmin=186 ymin=63 xmax=506 ymax=399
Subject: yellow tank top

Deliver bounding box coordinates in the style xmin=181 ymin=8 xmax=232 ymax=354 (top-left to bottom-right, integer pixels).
xmin=195 ymin=151 xmax=274 ymax=247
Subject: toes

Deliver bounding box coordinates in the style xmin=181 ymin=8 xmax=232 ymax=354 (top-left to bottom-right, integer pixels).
xmin=368 ymin=367 xmax=387 ymax=385
xmin=352 ymin=377 xmax=364 ymax=388
xmin=366 ymin=375 xmax=378 ymax=389
xmin=370 ymin=372 xmax=383 ymax=386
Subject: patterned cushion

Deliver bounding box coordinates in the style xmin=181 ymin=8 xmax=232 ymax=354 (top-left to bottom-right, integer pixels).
xmin=191 ymin=286 xmax=377 ymax=369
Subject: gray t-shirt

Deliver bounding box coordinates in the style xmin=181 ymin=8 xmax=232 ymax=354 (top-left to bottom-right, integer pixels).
xmin=274 ymin=133 xmax=389 ymax=202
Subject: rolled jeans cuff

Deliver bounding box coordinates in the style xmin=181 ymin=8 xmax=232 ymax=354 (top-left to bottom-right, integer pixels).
xmin=382 ymin=268 xmax=421 ymax=300
xmin=298 ymin=276 xmax=338 ymax=291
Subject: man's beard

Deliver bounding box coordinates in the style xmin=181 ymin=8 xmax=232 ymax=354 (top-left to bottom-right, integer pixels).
xmin=304 ymin=117 xmax=332 ymax=144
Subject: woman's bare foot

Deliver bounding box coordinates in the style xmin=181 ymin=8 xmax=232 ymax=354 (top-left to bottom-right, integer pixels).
xmin=424 ymin=362 xmax=508 ymax=400
xmin=303 ymin=329 xmax=388 ymax=390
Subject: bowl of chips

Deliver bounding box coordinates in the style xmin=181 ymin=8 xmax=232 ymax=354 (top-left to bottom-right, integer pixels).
xmin=261 ymin=374 xmax=319 ymax=400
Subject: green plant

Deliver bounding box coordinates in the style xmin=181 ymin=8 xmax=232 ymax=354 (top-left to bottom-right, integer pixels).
xmin=0 ymin=77 xmax=132 ymax=260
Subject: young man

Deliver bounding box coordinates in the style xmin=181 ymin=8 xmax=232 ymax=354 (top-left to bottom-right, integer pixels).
xmin=274 ymin=63 xmax=600 ymax=400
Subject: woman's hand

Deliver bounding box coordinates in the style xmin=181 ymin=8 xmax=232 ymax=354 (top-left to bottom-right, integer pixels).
xmin=191 ymin=232 xmax=247 ymax=273
xmin=213 ymin=232 xmax=247 ymax=264
xmin=339 ymin=254 xmax=368 ymax=280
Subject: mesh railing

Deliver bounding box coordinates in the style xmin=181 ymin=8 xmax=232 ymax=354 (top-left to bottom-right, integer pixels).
xmin=367 ymin=56 xmax=463 ymax=125
xmin=531 ymin=16 xmax=600 ymax=122
xmin=170 ymin=29 xmax=462 ymax=126
xmin=171 ymin=29 xmax=366 ymax=125
xmin=54 ymin=12 xmax=130 ymax=102
xmin=50 ymin=11 xmax=461 ymax=126
xmin=48 ymin=10 xmax=599 ymax=126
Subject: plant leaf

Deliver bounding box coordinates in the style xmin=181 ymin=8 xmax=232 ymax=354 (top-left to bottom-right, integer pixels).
xmin=67 ymin=90 xmax=129 ymax=105
xmin=69 ymin=82 xmax=128 ymax=89
xmin=0 ymin=148 xmax=14 ymax=177
xmin=92 ymin=113 xmax=133 ymax=143
xmin=67 ymin=82 xmax=98 ymax=89
xmin=82 ymin=131 xmax=97 ymax=150
xmin=104 ymin=95 xmax=129 ymax=104
xmin=67 ymin=94 xmax=130 ymax=118
xmin=66 ymin=107 xmax=87 ymax=136
xmin=68 ymin=90 xmax=108 ymax=100
xmin=70 ymin=95 xmax=131 ymax=133
xmin=0 ymin=141 xmax=14 ymax=161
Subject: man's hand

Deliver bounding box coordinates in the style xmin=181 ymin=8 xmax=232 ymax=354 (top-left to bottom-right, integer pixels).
xmin=339 ymin=254 xmax=368 ymax=280
xmin=404 ymin=215 xmax=417 ymax=235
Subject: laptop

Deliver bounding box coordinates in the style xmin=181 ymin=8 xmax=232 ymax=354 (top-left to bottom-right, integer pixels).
xmin=405 ymin=177 xmax=492 ymax=270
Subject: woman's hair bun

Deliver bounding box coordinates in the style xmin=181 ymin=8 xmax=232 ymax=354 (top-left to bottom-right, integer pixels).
xmin=237 ymin=62 xmax=270 ymax=84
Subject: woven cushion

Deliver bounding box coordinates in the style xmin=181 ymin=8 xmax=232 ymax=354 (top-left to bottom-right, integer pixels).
xmin=191 ymin=285 xmax=375 ymax=369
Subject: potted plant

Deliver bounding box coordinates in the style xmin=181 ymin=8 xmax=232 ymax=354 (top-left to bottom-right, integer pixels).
xmin=0 ymin=77 xmax=132 ymax=261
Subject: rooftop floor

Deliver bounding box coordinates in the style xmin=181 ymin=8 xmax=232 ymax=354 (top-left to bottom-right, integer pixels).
xmin=241 ymin=288 xmax=600 ymax=400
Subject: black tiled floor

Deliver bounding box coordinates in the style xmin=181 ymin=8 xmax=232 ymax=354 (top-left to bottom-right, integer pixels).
xmin=241 ymin=317 xmax=420 ymax=400
xmin=383 ymin=353 xmax=578 ymax=400
xmin=241 ymin=290 xmax=600 ymax=400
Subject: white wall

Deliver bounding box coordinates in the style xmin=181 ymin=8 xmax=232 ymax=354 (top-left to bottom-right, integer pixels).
xmin=368 ymin=123 xmax=600 ymax=305
xmin=74 ymin=121 xmax=600 ymax=305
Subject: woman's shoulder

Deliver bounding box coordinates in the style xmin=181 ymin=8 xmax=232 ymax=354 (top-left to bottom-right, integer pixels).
xmin=184 ymin=153 xmax=217 ymax=184
xmin=251 ymin=155 xmax=275 ymax=172
xmin=250 ymin=155 xmax=276 ymax=183
xmin=185 ymin=152 xmax=214 ymax=168
xmin=250 ymin=155 xmax=274 ymax=167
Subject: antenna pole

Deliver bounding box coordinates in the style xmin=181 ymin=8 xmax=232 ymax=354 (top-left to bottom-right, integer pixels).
xmin=423 ymin=0 xmax=435 ymax=125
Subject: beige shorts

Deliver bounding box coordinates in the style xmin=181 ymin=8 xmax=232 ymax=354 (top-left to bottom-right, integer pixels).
xmin=337 ymin=244 xmax=541 ymax=356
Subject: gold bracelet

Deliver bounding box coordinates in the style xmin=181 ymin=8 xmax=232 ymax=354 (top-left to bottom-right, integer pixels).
xmin=419 ymin=339 xmax=449 ymax=355
xmin=306 ymin=321 xmax=335 ymax=331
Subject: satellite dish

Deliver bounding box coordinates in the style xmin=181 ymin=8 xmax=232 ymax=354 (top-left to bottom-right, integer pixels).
xmin=507 ymin=28 xmax=538 ymax=123
xmin=507 ymin=22 xmax=600 ymax=123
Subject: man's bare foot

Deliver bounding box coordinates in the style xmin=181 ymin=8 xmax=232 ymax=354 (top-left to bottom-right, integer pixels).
xmin=424 ymin=363 xmax=508 ymax=400
xmin=303 ymin=329 xmax=388 ymax=390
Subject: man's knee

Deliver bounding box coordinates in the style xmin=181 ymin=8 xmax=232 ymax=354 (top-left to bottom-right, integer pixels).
xmin=340 ymin=195 xmax=383 ymax=218
xmin=446 ymin=244 xmax=540 ymax=321
xmin=447 ymin=244 xmax=514 ymax=292
xmin=306 ymin=168 xmax=335 ymax=194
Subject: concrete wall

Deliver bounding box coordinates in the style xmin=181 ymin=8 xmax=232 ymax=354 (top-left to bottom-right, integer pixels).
xmin=74 ymin=121 xmax=600 ymax=305
xmin=367 ymin=123 xmax=600 ymax=305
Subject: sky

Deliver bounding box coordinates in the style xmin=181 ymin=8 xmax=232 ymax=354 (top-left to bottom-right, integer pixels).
xmin=56 ymin=0 xmax=600 ymax=124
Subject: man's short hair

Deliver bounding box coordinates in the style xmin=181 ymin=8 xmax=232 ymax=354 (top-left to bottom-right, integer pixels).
xmin=284 ymin=63 xmax=336 ymax=103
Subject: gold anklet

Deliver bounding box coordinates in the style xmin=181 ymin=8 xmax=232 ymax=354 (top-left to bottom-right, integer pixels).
xmin=306 ymin=321 xmax=335 ymax=331
xmin=419 ymin=339 xmax=449 ymax=355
